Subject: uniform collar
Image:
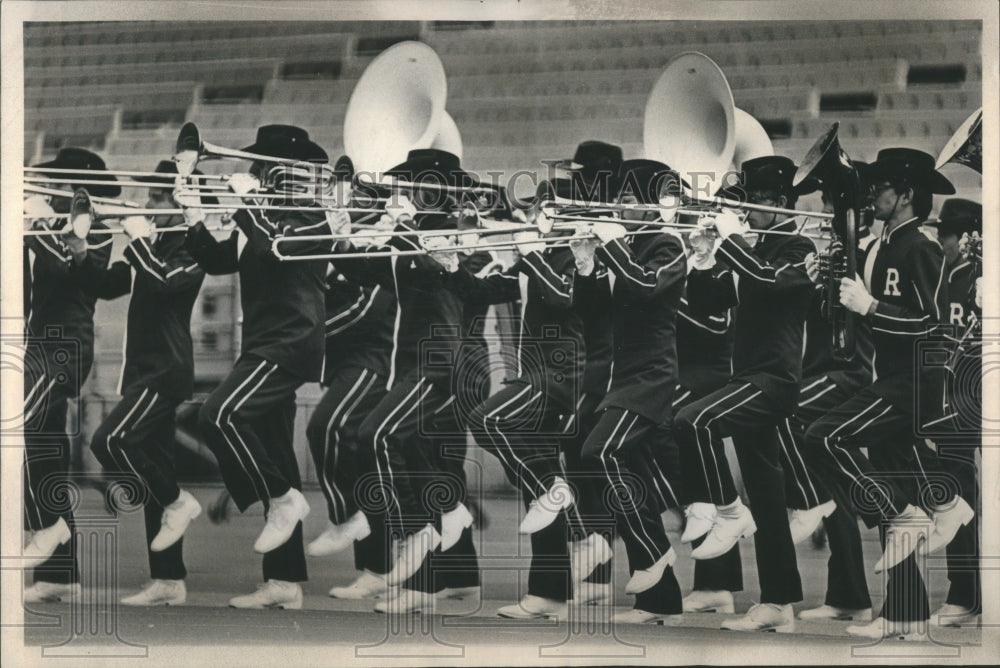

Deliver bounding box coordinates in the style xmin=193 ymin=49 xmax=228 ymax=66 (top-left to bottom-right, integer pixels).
xmin=882 ymin=216 xmax=921 ymax=243
xmin=949 ymin=260 xmax=972 ymax=282
xmin=754 ymin=217 xmax=799 ymax=248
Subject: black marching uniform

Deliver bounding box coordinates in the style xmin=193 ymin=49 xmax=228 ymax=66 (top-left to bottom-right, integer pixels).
xmin=78 ymin=231 xmax=204 ymax=581
xmin=677 ymin=218 xmax=815 ymax=606
xmin=804 ymin=216 xmax=949 ymax=623
xmin=306 ymin=270 xmax=395 ymax=574
xmin=454 ymin=246 xmax=584 ymax=604
xmin=576 ymin=230 xmax=688 ymax=613
xmin=23 ymin=221 xmax=113 ymax=585
xmin=187 ymin=206 xmax=329 ymax=583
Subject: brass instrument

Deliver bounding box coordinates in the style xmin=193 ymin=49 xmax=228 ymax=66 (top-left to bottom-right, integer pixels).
xmin=936 ymin=107 xmax=982 ymax=174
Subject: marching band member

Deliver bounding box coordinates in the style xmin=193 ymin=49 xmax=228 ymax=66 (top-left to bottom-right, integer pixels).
xmin=304 ymin=259 xmax=396 ymax=596
xmin=334 ymin=148 xmax=477 ymax=614
xmin=802 ymin=148 xmax=962 ymax=639
xmin=917 ymin=197 xmax=982 ymax=627
xmin=182 ymin=125 xmax=332 ymax=609
xmin=439 ymin=192 xmax=587 ymax=620
xmin=75 ymin=160 xmax=208 ymax=605
xmin=21 ymin=148 xmax=118 ymax=602
xmin=676 ymin=156 xmax=815 ymax=632
xmin=568 ymin=159 xmax=688 ymax=624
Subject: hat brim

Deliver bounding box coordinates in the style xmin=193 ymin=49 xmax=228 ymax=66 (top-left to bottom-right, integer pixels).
xmin=868 ymin=159 xmax=955 ymax=195
xmin=33 ymin=157 xmax=121 ymax=198
xmin=239 ymin=140 xmax=329 ymax=164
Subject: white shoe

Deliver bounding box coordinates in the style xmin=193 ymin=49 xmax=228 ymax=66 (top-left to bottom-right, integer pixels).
xmin=121 ymin=579 xmax=186 ymax=606
xmin=23 ymin=517 xmax=71 ymax=569
xmin=438 ymin=585 xmax=480 ymax=601
xmin=228 ymin=580 xmax=302 ymax=609
xmin=682 ymin=589 xmax=735 ymax=614
xmin=797 ymin=604 xmax=872 ymax=622
xmin=921 ymin=496 xmax=975 ymax=557
xmin=374 ymin=588 xmax=433 ymax=614
xmin=306 ymin=511 xmax=371 ymax=557
xmin=788 ymin=500 xmax=836 ymax=545
xmin=613 ymin=609 xmax=683 ymax=626
xmin=721 ymin=603 xmax=795 ymax=633
xmin=151 ymin=490 xmax=202 ymax=552
xmin=519 ymin=477 xmax=574 ymax=534
xmin=573 ymin=581 xmax=612 ymax=606
xmin=681 ymin=503 xmax=717 ymax=542
xmin=931 ymin=603 xmax=979 ymax=628
xmin=497 ymin=595 xmax=568 ymax=619
xmin=386 ymin=523 xmax=441 ymax=586
xmin=23 ymin=581 xmax=81 ymax=604
xmin=625 ymin=547 xmax=677 ymax=595
xmin=254 ymin=489 xmax=310 ymax=554
xmin=329 ymin=570 xmax=394 ymax=600
xmin=846 ymin=616 xmax=926 ymax=640
xmin=440 ymin=503 xmax=474 ymax=552
xmin=874 ymin=505 xmax=932 ymax=573
xmin=690 ymin=502 xmax=756 ymax=560
xmin=570 ymin=533 xmax=613 ymax=582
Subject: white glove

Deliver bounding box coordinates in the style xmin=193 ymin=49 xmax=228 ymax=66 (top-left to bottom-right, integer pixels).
xmin=839 ymin=276 xmax=875 ymax=315
xmin=514 ymin=230 xmax=545 ymax=256
xmin=975 ymin=276 xmax=982 ymax=310
xmin=227 ymin=172 xmax=261 ymax=196
xmin=534 ymin=208 xmax=554 ymax=235
xmin=173 ymin=188 xmax=205 ymax=226
xmin=122 ymin=215 xmax=154 ymax=241
xmin=687 ymin=222 xmax=720 ymax=271
xmin=804 ymin=252 xmax=821 ymax=284
xmin=424 ymin=235 xmax=459 ymax=273
xmin=24 ymin=195 xmax=56 ymax=225
xmin=384 ymin=194 xmax=417 ymax=224
xmin=358 ymin=214 xmax=395 ymax=247
xmin=326 ymin=209 xmax=352 ymax=238
xmin=592 ymin=222 xmax=627 ymax=244
xmin=173 ymin=150 xmax=199 ymax=178
xmin=711 ymin=209 xmax=745 ymax=240
xmin=658 ymin=194 xmax=681 ymax=224
xmin=569 ymin=234 xmax=599 ymax=276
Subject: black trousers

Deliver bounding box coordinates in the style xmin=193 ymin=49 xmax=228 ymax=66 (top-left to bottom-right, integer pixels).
xmin=776 ymin=373 xmax=871 ymax=610
xmin=198 ymin=355 xmax=306 ymax=582
xmin=675 ymin=381 xmax=802 ymax=605
xmin=938 ymin=444 xmax=980 ymax=612
xmin=23 ymin=371 xmax=79 ymax=585
xmin=306 ymin=367 xmax=385 ymax=525
xmin=90 ymin=387 xmax=185 ymax=580
xmin=467 ymin=380 xmax=571 ymax=602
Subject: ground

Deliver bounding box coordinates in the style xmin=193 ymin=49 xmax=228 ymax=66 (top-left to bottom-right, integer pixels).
xmin=14 ymin=486 xmax=985 ymax=665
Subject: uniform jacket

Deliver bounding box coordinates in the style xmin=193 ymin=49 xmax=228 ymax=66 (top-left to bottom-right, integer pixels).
xmin=574 ymin=265 xmax=614 ymax=397
xmin=592 ymin=231 xmax=687 ymax=422
xmin=686 ymin=218 xmax=816 ymax=414
xmin=676 ymin=287 xmax=734 ymax=397
xmin=184 ymin=207 xmax=329 ymax=381
xmin=75 ymin=229 xmax=204 ymax=399
xmin=319 ymin=268 xmax=395 ymax=385
xmin=24 ymin=221 xmax=113 ymax=395
xmin=447 ymin=246 xmax=585 ymax=411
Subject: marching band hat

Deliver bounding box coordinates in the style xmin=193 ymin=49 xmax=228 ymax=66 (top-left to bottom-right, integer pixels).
xmin=552 ymin=141 xmax=624 ymax=203
xmin=867 ymin=147 xmax=955 ymax=195
xmin=739 ymin=155 xmax=812 ymax=195
xmin=33 ymin=147 xmax=121 ymax=198
xmin=135 ymin=160 xmax=218 ymax=205
xmin=241 ymin=125 xmax=329 ymax=163
xmin=384 ymin=148 xmax=480 ymax=190
xmin=925 ymin=198 xmax=981 ymax=236
xmin=617 ymin=159 xmax=684 ymax=205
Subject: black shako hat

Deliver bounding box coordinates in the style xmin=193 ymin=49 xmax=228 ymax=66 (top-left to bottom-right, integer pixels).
xmin=33 ymin=147 xmax=121 ymax=198
xmin=241 ymin=125 xmax=329 ymax=163
xmin=135 ymin=160 xmax=218 ymax=205
xmin=867 ymin=147 xmax=955 ymax=195
xmin=617 ymin=159 xmax=684 ymax=205
xmin=925 ymin=197 xmax=982 ymax=236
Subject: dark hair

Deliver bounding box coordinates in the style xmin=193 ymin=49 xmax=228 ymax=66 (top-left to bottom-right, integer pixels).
xmin=892 ymin=180 xmax=932 ymax=219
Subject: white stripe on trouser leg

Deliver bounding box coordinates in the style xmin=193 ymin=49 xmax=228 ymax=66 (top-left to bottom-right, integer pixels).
xmin=827 ymin=398 xmax=884 ymax=439
xmin=370 ymin=379 xmax=426 ymax=524
xmin=800 ymin=376 xmax=829 ymax=393
xmin=104 ymin=389 xmax=152 ymax=471
xmin=213 ymin=361 xmax=270 ymax=503
xmin=225 ymin=364 xmax=279 ymax=500
xmin=695 ymin=384 xmax=759 ymax=502
xmin=651 ymin=456 xmax=681 ymax=508
xmin=606 ymin=414 xmax=660 ymax=563
xmin=489 ymin=390 xmax=546 ymax=495
xmin=321 ymin=369 xmax=370 ymax=521
xmin=383 ymin=382 xmax=433 ymax=529
xmin=111 ymin=392 xmax=165 ymax=506
xmin=482 ymin=385 xmax=540 ymax=493
xmin=912 ymin=444 xmax=932 ymax=497
xmin=799 ymin=383 xmax=837 ymax=407
xmin=23 ymin=378 xmax=58 ymax=424
xmin=691 ymin=383 xmax=755 ymax=503
xmin=598 ymin=412 xmax=657 ymax=562
xmin=820 ymin=398 xmax=896 ymax=518
xmin=785 ymin=417 xmax=822 ymax=506
xmin=776 ymin=419 xmax=813 ymax=508
xmin=23 ymin=452 xmax=44 ymax=527
xmin=332 ymin=372 xmax=378 ymax=516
